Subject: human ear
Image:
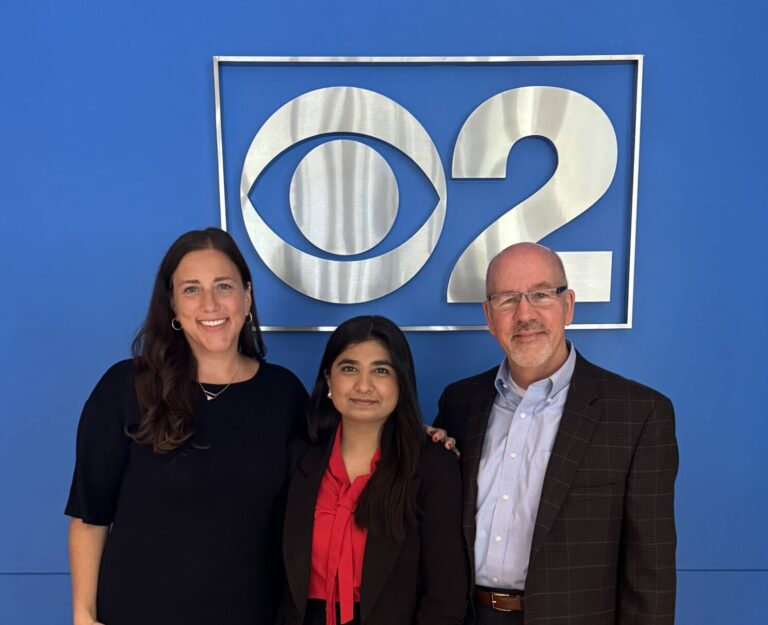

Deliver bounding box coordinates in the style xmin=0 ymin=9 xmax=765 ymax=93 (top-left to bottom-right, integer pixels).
xmin=563 ymin=289 xmax=576 ymax=325
xmin=482 ymin=301 xmax=497 ymax=337
xmin=244 ymin=281 xmax=253 ymax=306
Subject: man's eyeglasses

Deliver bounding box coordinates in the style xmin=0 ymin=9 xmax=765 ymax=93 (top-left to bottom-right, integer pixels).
xmin=486 ymin=286 xmax=568 ymax=310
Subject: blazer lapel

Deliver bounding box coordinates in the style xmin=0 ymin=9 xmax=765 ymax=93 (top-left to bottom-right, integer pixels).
xmin=459 ymin=370 xmax=497 ymax=578
xmin=528 ymin=354 xmax=601 ymax=567
xmin=359 ymin=485 xmax=413 ymax=623
xmin=283 ymin=436 xmax=333 ymax=621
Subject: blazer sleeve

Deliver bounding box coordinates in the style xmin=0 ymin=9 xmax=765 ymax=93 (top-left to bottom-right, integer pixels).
xmin=432 ymin=387 xmax=447 ymax=429
xmin=617 ymin=395 xmax=678 ymax=625
xmin=414 ymin=445 xmax=469 ymax=625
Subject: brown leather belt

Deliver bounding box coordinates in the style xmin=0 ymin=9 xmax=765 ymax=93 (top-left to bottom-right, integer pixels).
xmin=474 ymin=588 xmax=524 ymax=612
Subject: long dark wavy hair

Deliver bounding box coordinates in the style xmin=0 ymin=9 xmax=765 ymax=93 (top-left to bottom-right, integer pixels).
xmin=129 ymin=228 xmax=266 ymax=453
xmin=308 ymin=315 xmax=423 ymax=539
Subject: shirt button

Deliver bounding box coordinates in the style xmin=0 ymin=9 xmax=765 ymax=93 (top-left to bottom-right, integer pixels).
xmin=502 ymin=494 xmax=510 ymax=501
xmin=520 ymin=412 xmax=527 ymax=419
xmin=495 ymin=535 xmax=502 ymax=542
xmin=510 ymin=452 xmax=517 ymax=459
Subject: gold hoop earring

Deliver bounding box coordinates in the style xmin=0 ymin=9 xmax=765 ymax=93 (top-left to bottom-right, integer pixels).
xmin=245 ymin=311 xmax=253 ymax=325
xmin=171 ymin=318 xmax=182 ymax=331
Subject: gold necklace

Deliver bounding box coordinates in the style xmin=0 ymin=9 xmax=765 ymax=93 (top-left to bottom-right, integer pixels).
xmin=199 ymin=360 xmax=241 ymax=401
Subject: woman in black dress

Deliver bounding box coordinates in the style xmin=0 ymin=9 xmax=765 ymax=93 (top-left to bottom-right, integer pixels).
xmin=66 ymin=228 xmax=307 ymax=625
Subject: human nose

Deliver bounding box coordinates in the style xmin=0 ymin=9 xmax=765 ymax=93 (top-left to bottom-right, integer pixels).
xmin=200 ymin=288 xmax=220 ymax=310
xmin=513 ymin=292 xmax=537 ymax=318
xmin=354 ymin=373 xmax=374 ymax=393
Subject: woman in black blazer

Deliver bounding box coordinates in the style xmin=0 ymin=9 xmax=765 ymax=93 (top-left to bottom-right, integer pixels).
xmin=279 ymin=316 xmax=468 ymax=625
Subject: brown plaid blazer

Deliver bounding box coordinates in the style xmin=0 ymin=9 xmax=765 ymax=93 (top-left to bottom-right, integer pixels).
xmin=433 ymin=352 xmax=678 ymax=625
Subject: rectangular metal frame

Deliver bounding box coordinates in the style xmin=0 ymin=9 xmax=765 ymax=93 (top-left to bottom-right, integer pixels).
xmin=212 ymin=55 xmax=644 ymax=331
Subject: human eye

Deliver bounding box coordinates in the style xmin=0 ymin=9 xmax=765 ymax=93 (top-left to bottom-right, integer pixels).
xmin=529 ymin=290 xmax=551 ymax=302
xmin=182 ymin=285 xmax=199 ymax=294
xmin=373 ymin=366 xmax=391 ymax=376
xmin=216 ymin=282 xmax=235 ymax=291
xmin=492 ymin=292 xmax=520 ymax=309
xmin=528 ymin=290 xmax=554 ymax=306
xmin=340 ymin=365 xmax=357 ymax=373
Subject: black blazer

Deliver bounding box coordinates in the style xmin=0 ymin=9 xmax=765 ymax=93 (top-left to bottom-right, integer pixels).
xmin=433 ymin=352 xmax=678 ymax=625
xmin=278 ymin=435 xmax=468 ymax=625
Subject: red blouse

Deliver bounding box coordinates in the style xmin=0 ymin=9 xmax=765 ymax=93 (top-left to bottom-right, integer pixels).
xmin=308 ymin=425 xmax=380 ymax=625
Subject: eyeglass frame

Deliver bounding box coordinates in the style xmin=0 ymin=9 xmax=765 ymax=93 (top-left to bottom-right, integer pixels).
xmin=485 ymin=285 xmax=569 ymax=310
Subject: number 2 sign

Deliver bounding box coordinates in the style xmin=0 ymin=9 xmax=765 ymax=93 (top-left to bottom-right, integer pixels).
xmin=213 ymin=56 xmax=643 ymax=330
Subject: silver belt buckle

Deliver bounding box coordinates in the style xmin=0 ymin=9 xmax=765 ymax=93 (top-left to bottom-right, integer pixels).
xmin=490 ymin=592 xmax=513 ymax=612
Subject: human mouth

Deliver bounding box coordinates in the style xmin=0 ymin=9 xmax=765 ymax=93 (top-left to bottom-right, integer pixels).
xmin=199 ymin=318 xmax=227 ymax=328
xmin=513 ymin=329 xmax=546 ymax=342
xmin=350 ymin=398 xmax=378 ymax=407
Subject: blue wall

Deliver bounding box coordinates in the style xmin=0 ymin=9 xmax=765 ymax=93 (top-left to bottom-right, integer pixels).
xmin=1 ymin=1 xmax=766 ymax=623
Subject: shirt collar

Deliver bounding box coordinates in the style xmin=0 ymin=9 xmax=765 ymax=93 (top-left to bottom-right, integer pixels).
xmin=494 ymin=341 xmax=577 ymax=402
xmin=328 ymin=422 xmax=381 ymax=485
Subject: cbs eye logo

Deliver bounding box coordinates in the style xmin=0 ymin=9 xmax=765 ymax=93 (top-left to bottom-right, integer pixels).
xmin=240 ymin=87 xmax=447 ymax=304
xmin=226 ymin=64 xmax=630 ymax=314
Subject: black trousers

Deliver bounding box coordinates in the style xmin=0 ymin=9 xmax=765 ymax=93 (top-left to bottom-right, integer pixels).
xmin=473 ymin=602 xmax=523 ymax=624
xmin=303 ymin=599 xmax=361 ymax=625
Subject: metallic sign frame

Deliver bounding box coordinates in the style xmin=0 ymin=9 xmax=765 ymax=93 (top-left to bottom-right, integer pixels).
xmin=212 ymin=55 xmax=644 ymax=331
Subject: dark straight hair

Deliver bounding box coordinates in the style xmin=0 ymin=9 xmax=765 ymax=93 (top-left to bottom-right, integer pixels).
xmin=130 ymin=227 xmax=265 ymax=453
xmin=308 ymin=315 xmax=423 ymax=539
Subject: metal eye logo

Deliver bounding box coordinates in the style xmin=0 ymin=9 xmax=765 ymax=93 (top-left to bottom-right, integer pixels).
xmin=239 ymin=86 xmax=447 ymax=304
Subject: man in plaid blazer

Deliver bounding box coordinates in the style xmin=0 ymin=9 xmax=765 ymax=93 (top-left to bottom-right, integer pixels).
xmin=433 ymin=243 xmax=678 ymax=625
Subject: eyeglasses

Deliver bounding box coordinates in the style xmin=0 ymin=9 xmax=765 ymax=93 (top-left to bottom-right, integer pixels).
xmin=486 ymin=286 xmax=568 ymax=310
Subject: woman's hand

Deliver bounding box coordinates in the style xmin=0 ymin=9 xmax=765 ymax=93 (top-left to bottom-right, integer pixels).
xmin=424 ymin=425 xmax=460 ymax=458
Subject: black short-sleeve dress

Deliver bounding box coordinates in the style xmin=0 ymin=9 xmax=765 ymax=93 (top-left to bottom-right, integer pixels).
xmin=65 ymin=359 xmax=308 ymax=625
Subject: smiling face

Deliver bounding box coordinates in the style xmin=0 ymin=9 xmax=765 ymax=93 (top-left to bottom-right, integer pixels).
xmin=170 ymin=248 xmax=252 ymax=361
xmin=325 ymin=339 xmax=399 ymax=429
xmin=483 ymin=243 xmax=575 ymax=388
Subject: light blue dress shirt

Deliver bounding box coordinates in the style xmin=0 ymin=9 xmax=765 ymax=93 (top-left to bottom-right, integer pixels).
xmin=474 ymin=345 xmax=576 ymax=590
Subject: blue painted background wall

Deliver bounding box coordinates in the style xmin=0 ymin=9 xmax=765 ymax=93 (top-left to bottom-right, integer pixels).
xmin=1 ymin=1 xmax=766 ymax=623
